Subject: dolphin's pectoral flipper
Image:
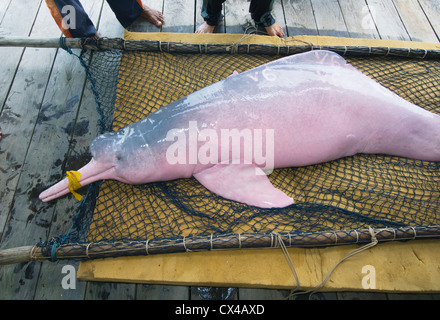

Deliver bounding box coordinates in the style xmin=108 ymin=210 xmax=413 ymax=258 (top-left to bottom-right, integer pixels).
xmin=193 ymin=164 xmax=294 ymax=208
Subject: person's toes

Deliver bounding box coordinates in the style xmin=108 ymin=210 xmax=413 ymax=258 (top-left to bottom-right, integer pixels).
xmin=141 ymin=7 xmax=164 ymax=27
xmin=195 ymin=22 xmax=215 ymax=34
xmin=265 ymin=23 xmax=284 ymax=38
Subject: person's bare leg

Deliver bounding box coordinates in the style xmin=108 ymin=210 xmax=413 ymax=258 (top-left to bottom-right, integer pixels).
xmin=195 ymin=21 xmax=216 ymax=33
xmin=140 ymin=5 xmax=164 ymax=27
xmin=265 ymin=22 xmax=284 ymax=37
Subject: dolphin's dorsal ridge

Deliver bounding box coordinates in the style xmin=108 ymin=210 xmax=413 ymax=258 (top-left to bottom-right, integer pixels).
xmin=273 ymin=50 xmax=352 ymax=69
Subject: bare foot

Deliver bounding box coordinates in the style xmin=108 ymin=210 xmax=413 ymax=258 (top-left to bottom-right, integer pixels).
xmin=140 ymin=6 xmax=164 ymax=27
xmin=195 ymin=21 xmax=216 ymax=34
xmin=265 ymin=22 xmax=285 ymax=38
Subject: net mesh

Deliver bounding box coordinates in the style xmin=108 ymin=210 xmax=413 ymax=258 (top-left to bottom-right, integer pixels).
xmin=43 ymin=47 xmax=440 ymax=259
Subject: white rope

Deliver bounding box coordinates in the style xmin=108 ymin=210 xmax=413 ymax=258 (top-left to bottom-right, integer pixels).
xmin=85 ymin=243 xmax=92 ymax=258
xmin=183 ymin=236 xmax=192 ymax=252
xmin=287 ymin=226 xmax=379 ymax=299
xmin=272 ymin=232 xmax=301 ymax=292
xmin=210 ymin=233 xmax=214 ymax=250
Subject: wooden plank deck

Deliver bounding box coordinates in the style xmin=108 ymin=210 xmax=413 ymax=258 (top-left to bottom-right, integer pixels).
xmin=1 ymin=0 xmax=440 ymax=300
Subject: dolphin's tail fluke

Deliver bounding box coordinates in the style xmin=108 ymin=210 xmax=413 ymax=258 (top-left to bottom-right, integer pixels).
xmin=39 ymin=158 xmax=115 ymax=202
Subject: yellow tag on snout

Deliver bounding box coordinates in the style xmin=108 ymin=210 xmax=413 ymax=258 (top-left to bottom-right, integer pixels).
xmin=66 ymin=170 xmax=83 ymax=201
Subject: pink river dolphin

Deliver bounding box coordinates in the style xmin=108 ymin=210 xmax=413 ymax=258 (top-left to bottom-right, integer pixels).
xmin=39 ymin=50 xmax=440 ymax=208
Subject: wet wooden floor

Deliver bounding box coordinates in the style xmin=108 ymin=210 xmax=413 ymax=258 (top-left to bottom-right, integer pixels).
xmin=1 ymin=0 xmax=440 ymax=300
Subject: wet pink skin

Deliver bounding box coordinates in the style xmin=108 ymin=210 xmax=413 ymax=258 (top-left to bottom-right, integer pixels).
xmin=39 ymin=50 xmax=440 ymax=208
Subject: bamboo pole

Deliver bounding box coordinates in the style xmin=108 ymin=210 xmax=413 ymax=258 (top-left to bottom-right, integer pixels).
xmin=1 ymin=36 xmax=440 ymax=58
xmin=0 ymin=36 xmax=82 ymax=48
xmin=0 ymin=246 xmax=47 ymax=265
xmin=0 ymin=36 xmax=123 ymax=50
xmin=1 ymin=225 xmax=440 ymax=266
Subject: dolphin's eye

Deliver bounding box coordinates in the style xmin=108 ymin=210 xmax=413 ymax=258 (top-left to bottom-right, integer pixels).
xmin=116 ymin=153 xmax=123 ymax=161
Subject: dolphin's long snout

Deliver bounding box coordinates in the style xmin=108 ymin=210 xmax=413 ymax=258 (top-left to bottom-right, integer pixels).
xmin=39 ymin=177 xmax=71 ymax=202
xmin=39 ymin=158 xmax=115 ymax=202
